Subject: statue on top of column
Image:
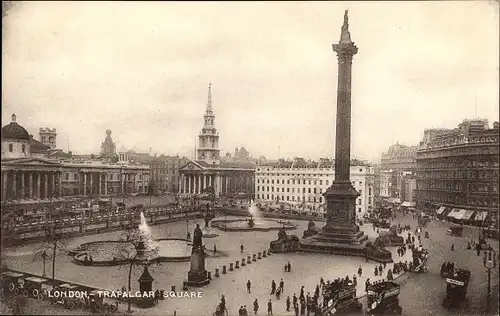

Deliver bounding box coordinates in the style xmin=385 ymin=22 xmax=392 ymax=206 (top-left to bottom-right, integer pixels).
xmin=339 ymin=10 xmax=353 ymax=44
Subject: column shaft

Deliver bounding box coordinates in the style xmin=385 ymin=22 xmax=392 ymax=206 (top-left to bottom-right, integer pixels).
xmin=36 ymin=173 xmax=41 ymax=199
xmin=29 ymin=172 xmax=33 ymax=199
xmin=12 ymin=171 xmax=17 ymax=199
xmin=44 ymin=173 xmax=48 ymax=199
xmin=83 ymin=173 xmax=87 ymax=196
xmin=58 ymin=172 xmax=62 ymax=197
xmin=20 ymin=171 xmax=25 ymax=199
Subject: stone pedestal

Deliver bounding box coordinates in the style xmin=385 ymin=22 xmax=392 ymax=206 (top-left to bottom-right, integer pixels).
xmin=186 ymin=247 xmax=210 ymax=287
xmin=300 ymin=182 xmax=368 ymax=257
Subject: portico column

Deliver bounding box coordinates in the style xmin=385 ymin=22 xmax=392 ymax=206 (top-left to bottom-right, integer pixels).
xmin=83 ymin=173 xmax=87 ymax=196
xmin=36 ymin=172 xmax=41 ymax=199
xmin=203 ymin=175 xmax=207 ymax=190
xmin=225 ymin=176 xmax=229 ymax=193
xmin=44 ymin=173 xmax=48 ymax=199
xmin=12 ymin=171 xmax=17 ymax=199
xmin=178 ymin=176 xmax=182 ymax=194
xmin=51 ymin=172 xmax=56 ymax=198
xmin=188 ymin=175 xmax=192 ymax=194
xmin=20 ymin=171 xmax=25 ymax=199
xmin=2 ymin=171 xmax=7 ymax=201
xmin=198 ymin=175 xmax=201 ymax=194
xmin=58 ymin=172 xmax=62 ymax=197
xmin=89 ymin=173 xmax=94 ymax=196
xmin=104 ymin=173 xmax=108 ymax=195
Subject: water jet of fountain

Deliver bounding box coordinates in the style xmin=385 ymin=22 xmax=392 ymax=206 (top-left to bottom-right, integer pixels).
xmin=138 ymin=212 xmax=159 ymax=251
xmin=248 ymin=200 xmax=263 ymax=224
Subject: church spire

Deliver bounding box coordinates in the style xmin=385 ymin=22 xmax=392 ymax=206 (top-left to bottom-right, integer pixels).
xmin=339 ymin=10 xmax=353 ymax=44
xmin=206 ymin=82 xmax=213 ymax=114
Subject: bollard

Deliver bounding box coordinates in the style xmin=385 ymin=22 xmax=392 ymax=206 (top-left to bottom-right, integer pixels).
xmin=208 ymin=271 xmax=212 ymax=280
xmin=222 ymin=265 xmax=227 ymax=274
xmin=235 ymin=260 xmax=240 ymax=269
xmin=171 ymin=285 xmax=176 ymax=292
xmin=263 ymin=251 xmax=267 ymax=258
xmin=247 ymin=256 xmax=252 ymax=264
xmin=258 ymin=252 xmax=262 ymax=259
xmin=252 ymin=254 xmax=257 ymax=261
xmin=215 ymin=268 xmax=220 ymax=277
xmin=229 ymin=263 xmax=234 ymax=271
xmin=242 ymin=258 xmax=246 ymax=266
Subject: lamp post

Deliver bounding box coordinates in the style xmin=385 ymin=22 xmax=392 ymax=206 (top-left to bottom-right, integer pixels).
xmin=483 ymin=247 xmax=497 ymax=311
xmin=41 ymin=250 xmax=48 ymax=277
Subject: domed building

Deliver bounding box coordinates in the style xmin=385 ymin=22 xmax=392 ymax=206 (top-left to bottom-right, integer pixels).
xmin=1 ymin=114 xmax=31 ymax=159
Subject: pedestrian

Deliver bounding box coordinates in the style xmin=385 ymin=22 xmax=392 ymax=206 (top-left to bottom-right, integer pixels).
xmin=353 ymin=275 xmax=357 ymax=286
xmin=451 ymin=243 xmax=454 ymax=251
xmin=287 ymin=261 xmax=291 ymax=272
xmin=279 ymin=278 xmax=284 ymax=292
xmin=253 ymin=299 xmax=259 ymax=315
xmin=271 ymin=280 xmax=276 ymax=294
xmin=374 ymin=267 xmax=378 ymax=276
xmin=244 ymin=305 xmax=249 ymax=316
xmin=276 ymin=287 xmax=281 ymax=300
xmin=286 ymin=296 xmax=291 ymax=311
xmin=357 ymin=265 xmax=362 ymax=276
xmin=300 ymin=286 xmax=305 ymax=300
xmin=293 ymin=293 xmax=298 ymax=307
xmin=214 ymin=244 xmax=217 ymax=254
xmin=247 ymin=280 xmax=252 ymax=294
xmin=241 ymin=244 xmax=244 ymax=253
xmin=294 ymin=303 xmax=299 ymax=316
xmin=267 ymin=299 xmax=273 ymax=316
xmin=239 ymin=306 xmax=244 ymax=316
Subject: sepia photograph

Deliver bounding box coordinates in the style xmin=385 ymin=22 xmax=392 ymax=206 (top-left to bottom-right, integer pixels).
xmin=1 ymin=1 xmax=499 ymax=315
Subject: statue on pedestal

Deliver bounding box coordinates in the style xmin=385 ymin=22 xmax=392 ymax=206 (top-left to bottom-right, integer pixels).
xmin=187 ymin=224 xmax=210 ymax=287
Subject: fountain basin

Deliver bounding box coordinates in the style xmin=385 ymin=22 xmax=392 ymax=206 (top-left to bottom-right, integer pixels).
xmin=211 ymin=218 xmax=297 ymax=232
xmin=73 ymin=238 xmax=192 ymax=266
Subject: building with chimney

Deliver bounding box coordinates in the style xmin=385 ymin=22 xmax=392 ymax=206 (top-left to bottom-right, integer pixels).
xmin=255 ymin=158 xmax=374 ymax=217
xmin=416 ymin=119 xmax=499 ymax=228
xmin=1 ymin=114 xmax=149 ymax=206
xmin=179 ymin=84 xmax=255 ymax=198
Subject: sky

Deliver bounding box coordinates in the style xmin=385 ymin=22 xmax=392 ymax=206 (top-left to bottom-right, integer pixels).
xmin=2 ymin=1 xmax=499 ymax=163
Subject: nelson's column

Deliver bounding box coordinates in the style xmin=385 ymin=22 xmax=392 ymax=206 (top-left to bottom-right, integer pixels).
xmin=301 ymin=11 xmax=370 ymax=256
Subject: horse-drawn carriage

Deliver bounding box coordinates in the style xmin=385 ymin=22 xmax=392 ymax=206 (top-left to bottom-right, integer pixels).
xmin=88 ymin=289 xmax=118 ymax=313
xmin=446 ymin=225 xmax=463 ymax=237
xmin=366 ymin=281 xmax=403 ymax=315
xmin=411 ymin=247 xmax=429 ymax=273
xmin=320 ymin=281 xmax=362 ymax=315
xmin=0 ymin=271 xmax=25 ymax=295
xmin=418 ymin=215 xmax=430 ymax=228
xmin=442 ymin=269 xmax=471 ymax=308
xmin=23 ymin=276 xmax=54 ymax=301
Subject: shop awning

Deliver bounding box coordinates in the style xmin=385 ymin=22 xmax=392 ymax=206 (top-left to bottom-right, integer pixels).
xmin=461 ymin=210 xmax=475 ymax=220
xmin=447 ymin=209 xmax=462 ymax=219
xmin=436 ymin=206 xmax=446 ymax=215
xmin=401 ymin=201 xmax=416 ymax=207
xmin=453 ymin=209 xmax=467 ymax=220
xmin=474 ymin=211 xmax=489 ymax=222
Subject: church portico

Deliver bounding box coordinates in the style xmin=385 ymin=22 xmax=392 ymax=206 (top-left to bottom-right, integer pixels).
xmin=178 ymin=83 xmax=256 ymax=199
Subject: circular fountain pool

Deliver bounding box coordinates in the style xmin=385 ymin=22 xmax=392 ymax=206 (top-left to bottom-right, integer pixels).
xmin=211 ymin=218 xmax=296 ymax=232
xmin=73 ymin=238 xmax=192 ymax=266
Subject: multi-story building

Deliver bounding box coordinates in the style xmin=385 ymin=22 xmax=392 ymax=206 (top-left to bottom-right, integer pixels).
xmin=179 ymin=84 xmax=255 ymax=198
xmin=1 ymin=114 xmax=150 ymax=205
xmin=254 ymin=158 xmax=374 ymax=217
xmin=150 ymin=155 xmax=189 ymax=193
xmin=379 ymin=143 xmax=417 ymax=202
xmin=416 ymin=119 xmax=499 ymax=227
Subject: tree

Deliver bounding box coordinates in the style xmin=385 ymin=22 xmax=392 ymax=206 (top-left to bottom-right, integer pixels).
xmin=33 ymin=219 xmax=69 ymax=282
xmin=115 ymin=225 xmax=155 ymax=313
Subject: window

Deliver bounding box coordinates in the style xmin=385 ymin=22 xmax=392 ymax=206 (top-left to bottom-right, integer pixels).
xmin=9 ymin=144 xmax=13 ymax=152
xmin=326 ymin=180 xmax=329 ymax=186
xmin=320 ymin=180 xmax=323 ymax=185
xmin=359 ymin=169 xmax=363 ymax=172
